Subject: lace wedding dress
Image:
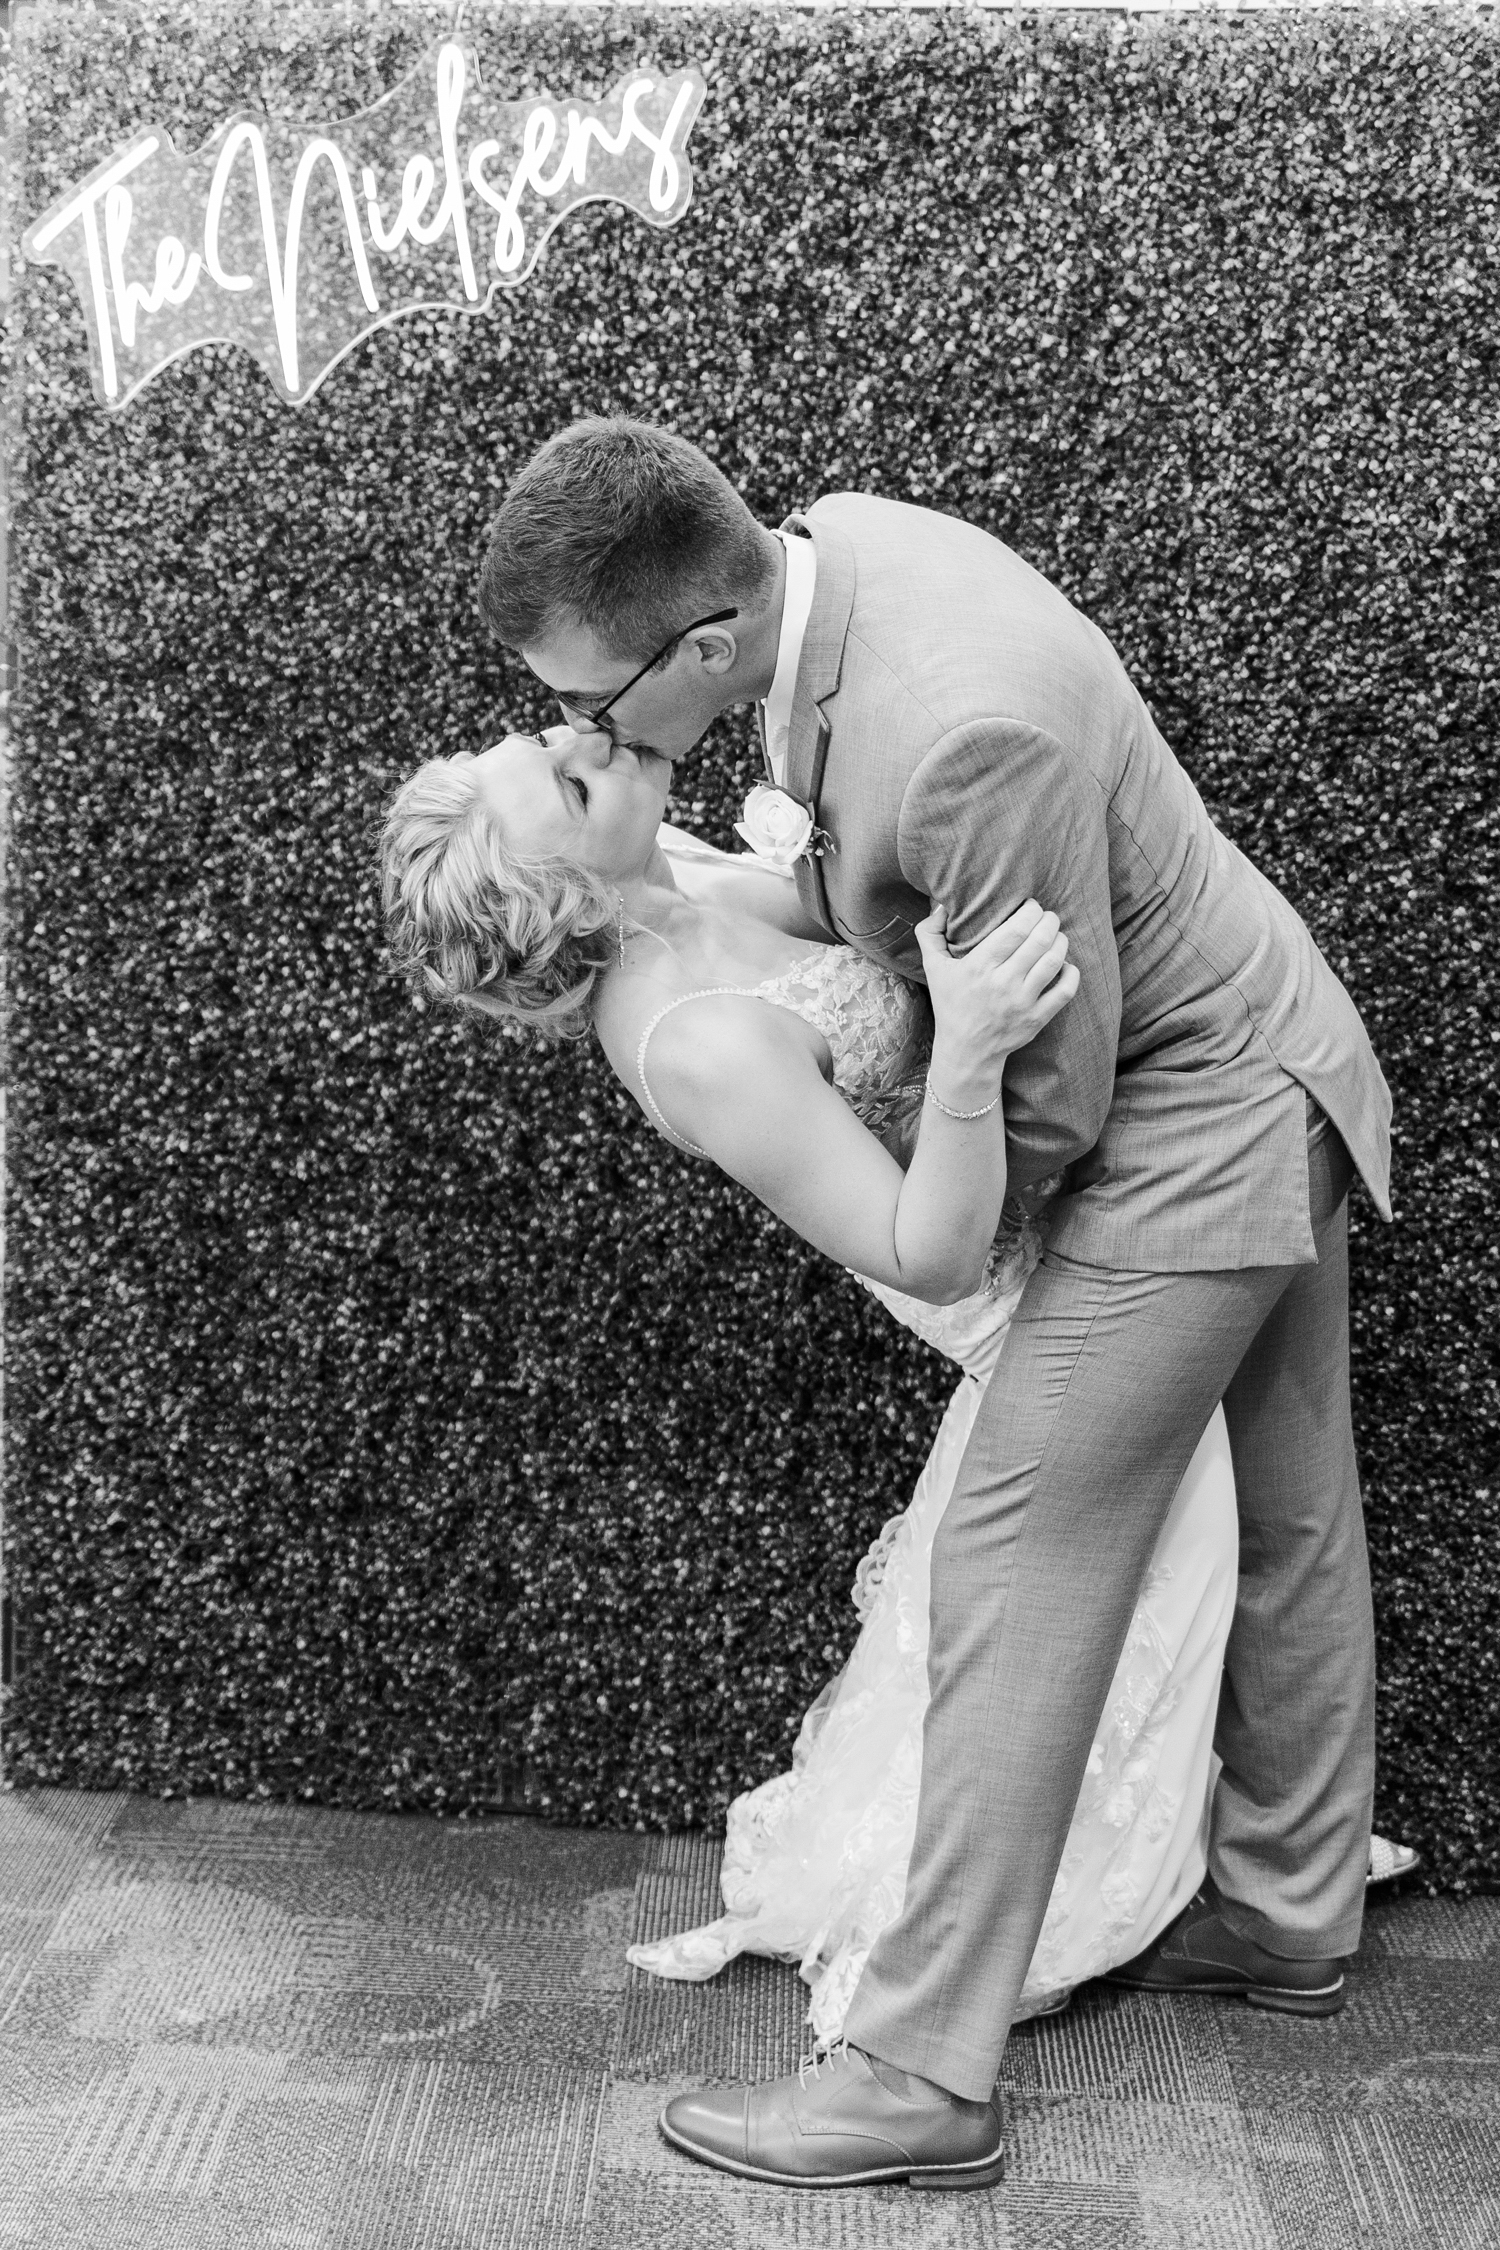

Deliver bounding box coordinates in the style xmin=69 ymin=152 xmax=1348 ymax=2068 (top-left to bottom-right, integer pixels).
xmin=626 ymin=936 xmax=1240 ymax=2039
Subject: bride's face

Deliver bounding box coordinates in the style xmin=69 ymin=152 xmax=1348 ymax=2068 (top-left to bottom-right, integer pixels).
xmin=472 ymin=729 xmax=670 ymax=883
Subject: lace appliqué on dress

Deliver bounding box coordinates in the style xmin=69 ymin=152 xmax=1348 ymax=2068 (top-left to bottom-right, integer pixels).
xmin=747 ymin=949 xmax=919 ymax=1104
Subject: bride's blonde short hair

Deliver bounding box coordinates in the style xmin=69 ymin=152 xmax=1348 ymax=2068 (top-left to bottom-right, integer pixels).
xmin=379 ymin=750 xmax=617 ymax=1042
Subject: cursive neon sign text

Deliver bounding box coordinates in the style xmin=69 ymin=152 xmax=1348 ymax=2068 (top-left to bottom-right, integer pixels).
xmin=23 ymin=43 xmax=705 ymax=408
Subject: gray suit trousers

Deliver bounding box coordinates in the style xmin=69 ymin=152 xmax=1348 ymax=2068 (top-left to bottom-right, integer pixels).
xmin=841 ymin=1107 xmax=1377 ymax=2101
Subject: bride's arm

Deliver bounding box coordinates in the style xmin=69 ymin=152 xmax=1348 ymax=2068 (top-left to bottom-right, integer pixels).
xmin=639 ymin=903 xmax=1078 ymax=1305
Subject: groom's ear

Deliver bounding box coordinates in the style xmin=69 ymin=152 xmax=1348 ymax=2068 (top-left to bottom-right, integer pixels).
xmin=685 ymin=624 xmax=740 ymax=676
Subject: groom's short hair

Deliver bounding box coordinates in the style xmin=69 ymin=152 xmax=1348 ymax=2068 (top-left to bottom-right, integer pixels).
xmin=478 ymin=417 xmax=775 ymax=660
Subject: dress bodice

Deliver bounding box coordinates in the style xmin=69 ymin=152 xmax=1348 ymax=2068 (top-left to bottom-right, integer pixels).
xmin=750 ymin=948 xmax=923 ymax=1101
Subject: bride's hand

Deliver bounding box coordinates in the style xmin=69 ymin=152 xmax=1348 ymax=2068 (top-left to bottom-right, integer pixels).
xmin=917 ymin=898 xmax=1079 ymax=1104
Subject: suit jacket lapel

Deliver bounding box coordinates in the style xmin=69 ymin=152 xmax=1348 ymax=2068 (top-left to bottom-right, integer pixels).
xmin=779 ymin=509 xmax=856 ymax=936
xmin=797 ymin=714 xmax=835 ymax=934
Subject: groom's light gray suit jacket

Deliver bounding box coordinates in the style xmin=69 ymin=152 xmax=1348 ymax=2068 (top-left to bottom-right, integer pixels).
xmin=783 ymin=495 xmax=1392 ymax=1271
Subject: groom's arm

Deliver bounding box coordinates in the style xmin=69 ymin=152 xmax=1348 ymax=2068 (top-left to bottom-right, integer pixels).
xmin=897 ymin=719 xmax=1121 ymax=1188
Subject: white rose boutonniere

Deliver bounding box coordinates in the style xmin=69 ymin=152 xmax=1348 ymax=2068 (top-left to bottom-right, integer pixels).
xmin=733 ymin=784 xmax=825 ymax=875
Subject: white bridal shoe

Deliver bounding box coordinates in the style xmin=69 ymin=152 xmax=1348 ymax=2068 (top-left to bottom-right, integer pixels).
xmin=1367 ymin=1834 xmax=1422 ymax=1887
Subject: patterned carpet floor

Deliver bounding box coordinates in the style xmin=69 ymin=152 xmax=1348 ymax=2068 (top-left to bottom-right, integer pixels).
xmin=0 ymin=1788 xmax=1494 ymax=2248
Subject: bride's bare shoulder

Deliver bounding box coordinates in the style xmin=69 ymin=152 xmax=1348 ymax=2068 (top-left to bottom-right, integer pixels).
xmin=591 ymin=965 xmax=676 ymax=1078
xmin=593 ymin=963 xmax=823 ymax=1135
xmin=591 ymin=956 xmax=723 ymax=1095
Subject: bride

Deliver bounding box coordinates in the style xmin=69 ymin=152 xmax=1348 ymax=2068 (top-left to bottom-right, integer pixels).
xmin=379 ymin=725 xmax=1411 ymax=2038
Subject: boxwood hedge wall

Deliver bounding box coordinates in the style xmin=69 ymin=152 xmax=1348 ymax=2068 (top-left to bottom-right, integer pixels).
xmin=5 ymin=1 xmax=1497 ymax=1885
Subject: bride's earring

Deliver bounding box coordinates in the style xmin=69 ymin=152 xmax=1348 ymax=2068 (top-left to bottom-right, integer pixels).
xmin=616 ymin=893 xmax=627 ymax=969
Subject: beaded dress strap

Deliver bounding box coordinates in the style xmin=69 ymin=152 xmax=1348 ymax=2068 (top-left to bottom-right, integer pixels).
xmin=638 ymin=985 xmax=773 ymax=1161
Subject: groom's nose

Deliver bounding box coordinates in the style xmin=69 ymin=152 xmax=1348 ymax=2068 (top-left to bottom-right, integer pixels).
xmin=566 ymin=709 xmax=611 ymax=739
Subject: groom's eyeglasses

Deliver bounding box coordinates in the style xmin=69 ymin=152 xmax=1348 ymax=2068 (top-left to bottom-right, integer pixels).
xmin=555 ymin=607 xmax=738 ymax=739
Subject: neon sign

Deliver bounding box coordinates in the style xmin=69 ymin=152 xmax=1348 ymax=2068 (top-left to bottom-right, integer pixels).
xmin=21 ymin=42 xmax=706 ymax=409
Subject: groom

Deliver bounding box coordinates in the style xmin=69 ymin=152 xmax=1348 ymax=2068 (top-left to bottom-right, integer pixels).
xmin=479 ymin=418 xmax=1391 ymax=2190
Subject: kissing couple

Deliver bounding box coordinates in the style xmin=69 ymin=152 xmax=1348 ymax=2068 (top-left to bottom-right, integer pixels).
xmin=380 ymin=418 xmax=1412 ymax=2192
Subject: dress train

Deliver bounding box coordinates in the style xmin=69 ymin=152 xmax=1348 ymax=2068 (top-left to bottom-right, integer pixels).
xmin=628 ymin=1233 xmax=1240 ymax=2041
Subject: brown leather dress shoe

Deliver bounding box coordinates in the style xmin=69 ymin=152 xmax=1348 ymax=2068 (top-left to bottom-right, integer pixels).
xmin=659 ymin=2042 xmax=1005 ymax=2190
xmin=1103 ymin=1888 xmax=1346 ymax=2017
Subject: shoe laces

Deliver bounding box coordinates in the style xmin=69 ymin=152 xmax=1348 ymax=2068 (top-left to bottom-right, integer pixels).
xmin=798 ymin=2037 xmax=854 ymax=2088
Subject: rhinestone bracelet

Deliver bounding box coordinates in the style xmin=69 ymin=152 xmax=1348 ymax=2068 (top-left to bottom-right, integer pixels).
xmin=924 ymin=1077 xmax=1002 ymax=1122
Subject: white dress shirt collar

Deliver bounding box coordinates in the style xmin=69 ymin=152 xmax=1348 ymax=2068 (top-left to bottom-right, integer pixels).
xmin=762 ymin=528 xmax=817 ymax=790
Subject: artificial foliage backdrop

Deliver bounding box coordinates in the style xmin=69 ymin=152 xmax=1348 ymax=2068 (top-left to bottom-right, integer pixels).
xmin=5 ymin=2 xmax=1497 ymax=1883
